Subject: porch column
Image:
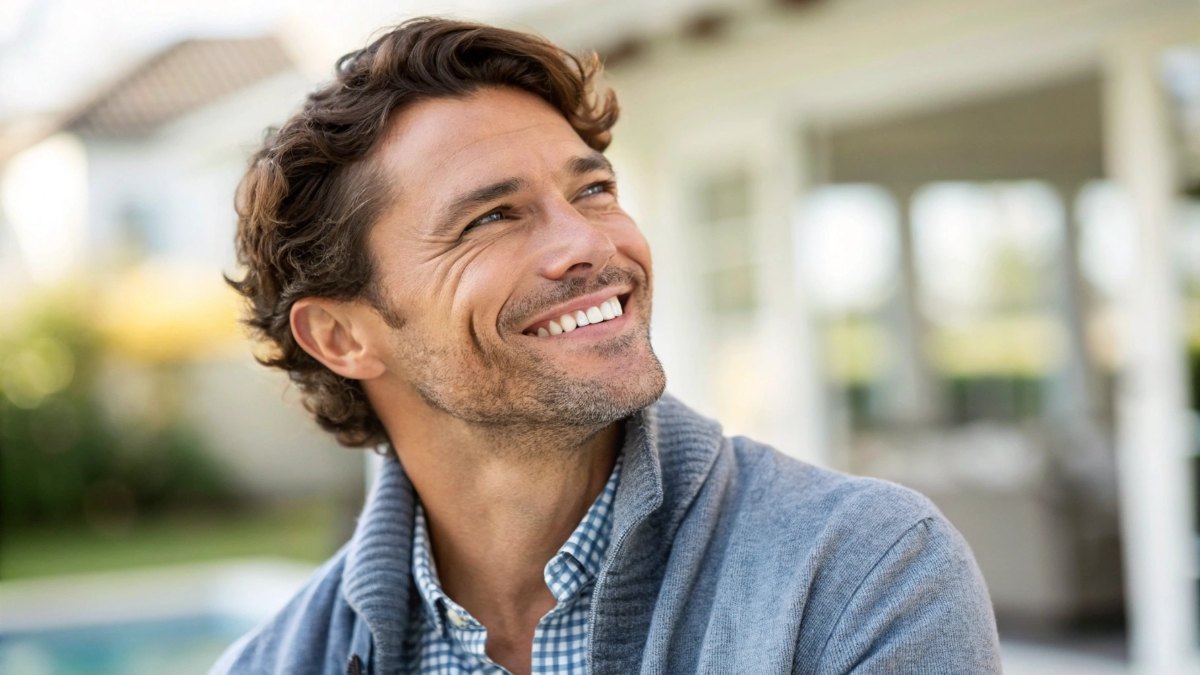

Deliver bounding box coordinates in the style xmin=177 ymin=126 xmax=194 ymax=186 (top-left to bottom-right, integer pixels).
xmin=1105 ymin=29 xmax=1199 ymax=675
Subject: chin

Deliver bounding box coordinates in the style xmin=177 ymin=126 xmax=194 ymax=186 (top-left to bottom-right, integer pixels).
xmin=550 ymin=351 xmax=667 ymax=427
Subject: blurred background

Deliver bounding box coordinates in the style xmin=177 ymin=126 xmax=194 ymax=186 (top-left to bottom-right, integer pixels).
xmin=0 ymin=0 xmax=1197 ymax=673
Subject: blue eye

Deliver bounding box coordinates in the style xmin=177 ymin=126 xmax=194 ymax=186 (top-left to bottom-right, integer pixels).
xmin=467 ymin=210 xmax=505 ymax=231
xmin=579 ymin=181 xmax=613 ymax=199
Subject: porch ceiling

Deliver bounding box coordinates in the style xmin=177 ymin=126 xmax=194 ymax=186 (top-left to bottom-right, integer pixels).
xmin=823 ymin=75 xmax=1104 ymax=188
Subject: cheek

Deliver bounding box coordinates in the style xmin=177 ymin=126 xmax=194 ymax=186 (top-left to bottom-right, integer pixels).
xmin=611 ymin=219 xmax=653 ymax=275
xmin=449 ymin=247 xmax=520 ymax=328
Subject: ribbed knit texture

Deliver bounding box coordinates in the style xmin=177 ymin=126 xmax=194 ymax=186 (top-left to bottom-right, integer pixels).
xmin=212 ymin=394 xmax=1002 ymax=674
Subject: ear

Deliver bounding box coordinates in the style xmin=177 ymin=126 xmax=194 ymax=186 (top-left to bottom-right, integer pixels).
xmin=290 ymin=298 xmax=385 ymax=380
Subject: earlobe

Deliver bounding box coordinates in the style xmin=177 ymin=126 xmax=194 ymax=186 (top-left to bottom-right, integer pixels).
xmin=290 ymin=299 xmax=386 ymax=380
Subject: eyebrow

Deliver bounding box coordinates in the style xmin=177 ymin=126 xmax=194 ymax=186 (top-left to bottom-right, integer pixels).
xmin=567 ymin=152 xmax=613 ymax=176
xmin=431 ymin=152 xmax=614 ymax=238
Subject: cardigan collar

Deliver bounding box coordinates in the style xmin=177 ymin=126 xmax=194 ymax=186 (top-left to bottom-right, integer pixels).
xmin=340 ymin=394 xmax=725 ymax=673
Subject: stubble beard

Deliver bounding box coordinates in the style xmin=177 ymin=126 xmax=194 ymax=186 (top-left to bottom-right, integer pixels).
xmin=386 ymin=284 xmax=666 ymax=450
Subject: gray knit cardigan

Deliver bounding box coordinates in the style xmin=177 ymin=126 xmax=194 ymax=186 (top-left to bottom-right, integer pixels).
xmin=212 ymin=394 xmax=1002 ymax=674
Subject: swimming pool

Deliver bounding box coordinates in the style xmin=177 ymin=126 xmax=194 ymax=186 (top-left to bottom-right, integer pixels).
xmin=0 ymin=613 xmax=255 ymax=674
xmin=0 ymin=559 xmax=313 ymax=675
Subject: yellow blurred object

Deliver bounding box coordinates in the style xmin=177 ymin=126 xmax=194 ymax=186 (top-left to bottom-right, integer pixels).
xmin=95 ymin=263 xmax=243 ymax=363
xmin=1187 ymin=299 xmax=1200 ymax=350
xmin=929 ymin=313 xmax=1066 ymax=377
xmin=824 ymin=319 xmax=890 ymax=385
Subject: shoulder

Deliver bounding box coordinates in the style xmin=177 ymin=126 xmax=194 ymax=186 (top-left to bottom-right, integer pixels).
xmin=729 ymin=435 xmax=979 ymax=583
xmin=736 ymin=435 xmax=938 ymax=525
xmin=649 ymin=394 xmax=958 ymax=559
xmin=652 ymin=394 xmax=935 ymax=526
xmin=711 ymin=436 xmax=999 ymax=670
xmin=210 ymin=547 xmax=358 ymax=675
xmin=685 ymin=428 xmax=984 ymax=606
xmin=649 ymin=394 xmax=945 ymax=555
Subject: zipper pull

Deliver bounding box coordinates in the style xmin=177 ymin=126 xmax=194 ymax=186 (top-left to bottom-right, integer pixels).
xmin=346 ymin=654 xmax=364 ymax=675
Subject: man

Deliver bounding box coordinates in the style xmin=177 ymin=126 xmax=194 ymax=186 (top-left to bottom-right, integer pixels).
xmin=214 ymin=17 xmax=1001 ymax=675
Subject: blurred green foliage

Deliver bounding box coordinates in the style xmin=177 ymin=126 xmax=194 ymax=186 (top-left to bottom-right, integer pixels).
xmin=1 ymin=500 xmax=336 ymax=580
xmin=0 ymin=290 xmax=234 ymax=532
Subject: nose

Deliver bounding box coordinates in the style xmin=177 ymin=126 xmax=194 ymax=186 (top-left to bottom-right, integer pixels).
xmin=535 ymin=198 xmax=617 ymax=281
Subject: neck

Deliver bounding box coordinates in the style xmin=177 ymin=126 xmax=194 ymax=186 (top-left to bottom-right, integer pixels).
xmin=382 ymin=398 xmax=623 ymax=645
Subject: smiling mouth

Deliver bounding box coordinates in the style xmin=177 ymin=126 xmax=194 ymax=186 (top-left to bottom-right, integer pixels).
xmin=523 ymin=295 xmax=625 ymax=337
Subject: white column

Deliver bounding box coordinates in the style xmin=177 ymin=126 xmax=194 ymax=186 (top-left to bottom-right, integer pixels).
xmin=747 ymin=110 xmax=830 ymax=467
xmin=887 ymin=183 xmax=941 ymax=427
xmin=1104 ymin=31 xmax=1198 ymax=675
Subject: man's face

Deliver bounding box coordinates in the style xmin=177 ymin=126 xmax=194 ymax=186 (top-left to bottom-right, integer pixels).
xmin=359 ymin=86 xmax=665 ymax=431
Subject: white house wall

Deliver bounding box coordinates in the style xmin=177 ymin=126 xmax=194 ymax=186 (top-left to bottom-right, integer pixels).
xmin=586 ymin=0 xmax=1200 ymax=671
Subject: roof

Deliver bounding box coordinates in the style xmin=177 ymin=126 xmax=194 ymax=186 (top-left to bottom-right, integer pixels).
xmin=66 ymin=35 xmax=293 ymax=137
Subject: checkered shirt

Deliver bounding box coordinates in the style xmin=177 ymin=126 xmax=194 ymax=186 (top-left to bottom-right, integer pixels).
xmin=409 ymin=454 xmax=623 ymax=674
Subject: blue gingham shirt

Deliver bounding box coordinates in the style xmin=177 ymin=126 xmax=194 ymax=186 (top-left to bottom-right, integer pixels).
xmin=409 ymin=454 xmax=622 ymax=674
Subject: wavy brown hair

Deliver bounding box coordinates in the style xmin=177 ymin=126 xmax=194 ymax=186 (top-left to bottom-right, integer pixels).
xmin=227 ymin=17 xmax=619 ymax=447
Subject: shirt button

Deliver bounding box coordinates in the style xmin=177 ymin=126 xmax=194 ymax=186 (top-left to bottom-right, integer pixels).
xmin=448 ymin=610 xmax=469 ymax=628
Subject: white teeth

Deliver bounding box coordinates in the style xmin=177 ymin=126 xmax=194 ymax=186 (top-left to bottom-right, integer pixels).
xmin=530 ymin=295 xmax=626 ymax=337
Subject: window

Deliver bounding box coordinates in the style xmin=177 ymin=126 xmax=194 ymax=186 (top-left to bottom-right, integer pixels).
xmin=694 ymin=170 xmax=757 ymax=315
xmin=795 ymin=184 xmax=899 ymax=428
xmin=912 ymin=181 xmax=1066 ymax=423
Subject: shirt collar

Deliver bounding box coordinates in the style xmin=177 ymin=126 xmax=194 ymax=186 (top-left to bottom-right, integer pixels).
xmin=410 ymin=452 xmax=624 ymax=631
xmin=410 ymin=505 xmax=453 ymax=635
xmin=545 ymin=453 xmax=622 ymax=601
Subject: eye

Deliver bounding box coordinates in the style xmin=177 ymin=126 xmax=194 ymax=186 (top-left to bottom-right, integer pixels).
xmin=577 ymin=180 xmax=616 ymax=200
xmin=465 ymin=209 xmax=506 ymax=232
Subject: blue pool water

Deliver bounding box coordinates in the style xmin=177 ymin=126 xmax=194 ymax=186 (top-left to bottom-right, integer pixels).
xmin=0 ymin=613 xmax=256 ymax=674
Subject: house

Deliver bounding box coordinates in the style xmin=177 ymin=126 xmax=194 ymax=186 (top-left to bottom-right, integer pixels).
xmin=2 ymin=0 xmax=1197 ymax=670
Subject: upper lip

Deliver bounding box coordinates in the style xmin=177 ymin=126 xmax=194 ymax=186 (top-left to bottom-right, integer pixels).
xmin=519 ymin=286 xmax=632 ymax=333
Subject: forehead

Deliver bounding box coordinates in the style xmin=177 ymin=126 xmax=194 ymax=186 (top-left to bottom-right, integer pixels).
xmin=372 ymin=87 xmax=591 ymax=205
